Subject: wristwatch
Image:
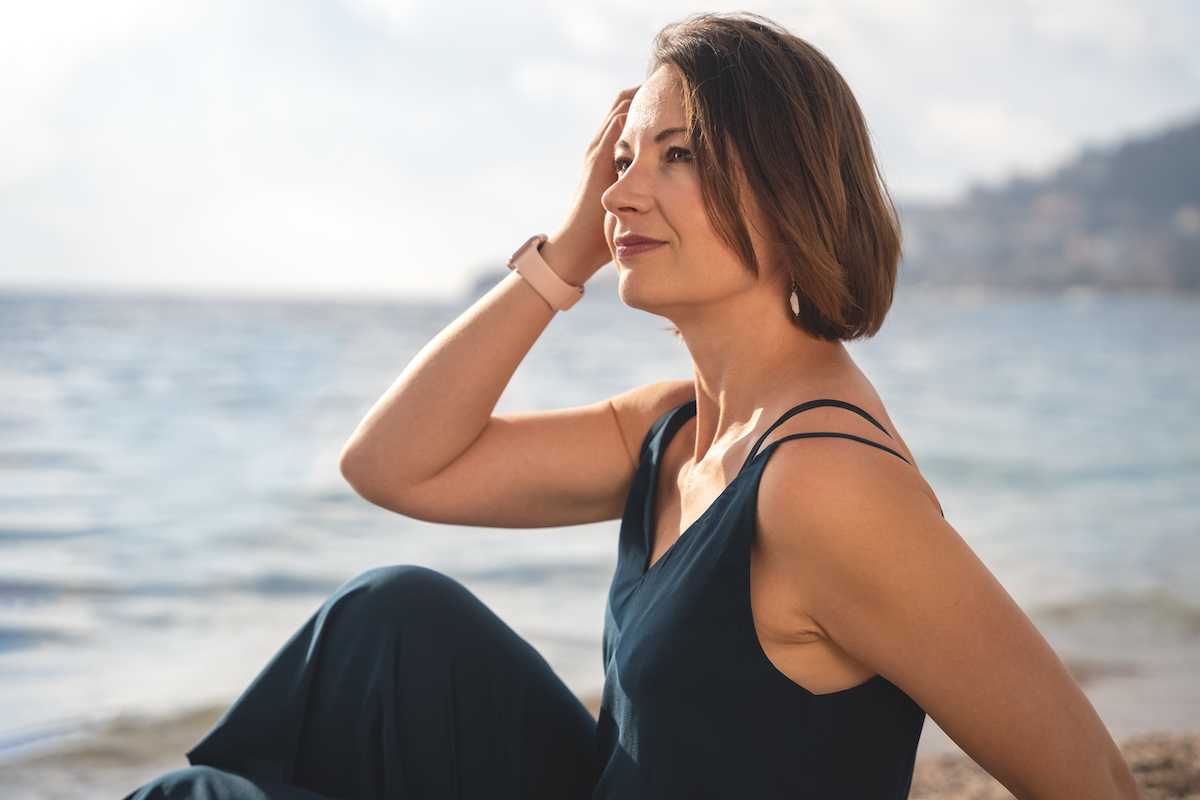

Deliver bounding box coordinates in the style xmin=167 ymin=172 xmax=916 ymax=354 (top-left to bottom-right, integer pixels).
xmin=507 ymin=235 xmax=585 ymax=311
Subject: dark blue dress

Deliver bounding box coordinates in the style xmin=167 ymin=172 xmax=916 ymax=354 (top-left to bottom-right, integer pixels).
xmin=596 ymin=398 xmax=926 ymax=798
xmin=126 ymin=399 xmax=926 ymax=799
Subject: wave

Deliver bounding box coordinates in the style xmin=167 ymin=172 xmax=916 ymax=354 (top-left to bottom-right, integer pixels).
xmin=0 ymin=573 xmax=343 ymax=603
xmin=1034 ymin=589 xmax=1200 ymax=635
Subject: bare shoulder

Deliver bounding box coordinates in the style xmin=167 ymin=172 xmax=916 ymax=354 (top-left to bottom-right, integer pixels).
xmin=756 ymin=433 xmax=943 ymax=553
xmin=608 ymin=380 xmax=695 ymax=466
xmin=754 ymin=434 xmax=970 ymax=663
xmin=755 ymin=437 xmax=1136 ymax=797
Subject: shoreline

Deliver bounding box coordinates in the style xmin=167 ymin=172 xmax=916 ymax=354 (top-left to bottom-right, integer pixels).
xmin=0 ymin=703 xmax=1196 ymax=799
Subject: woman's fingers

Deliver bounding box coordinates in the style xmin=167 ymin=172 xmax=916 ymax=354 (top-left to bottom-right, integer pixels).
xmin=608 ymin=86 xmax=640 ymax=115
xmin=588 ymin=88 xmax=638 ymax=150
xmin=587 ymin=101 xmax=630 ymax=159
xmin=541 ymin=88 xmax=641 ymax=284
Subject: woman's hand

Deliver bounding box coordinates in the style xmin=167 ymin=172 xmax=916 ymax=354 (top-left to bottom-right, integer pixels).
xmin=540 ymin=87 xmax=639 ymax=286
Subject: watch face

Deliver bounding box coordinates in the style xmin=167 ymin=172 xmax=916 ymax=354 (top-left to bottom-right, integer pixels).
xmin=510 ymin=234 xmax=547 ymax=263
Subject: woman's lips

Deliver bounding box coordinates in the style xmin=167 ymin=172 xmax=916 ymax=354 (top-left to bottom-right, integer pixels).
xmin=614 ymin=235 xmax=666 ymax=258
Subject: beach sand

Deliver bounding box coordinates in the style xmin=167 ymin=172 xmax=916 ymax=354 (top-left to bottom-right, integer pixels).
xmin=0 ymin=705 xmax=224 ymax=800
xmin=909 ymin=731 xmax=1200 ymax=798
xmin=0 ymin=701 xmax=1196 ymax=799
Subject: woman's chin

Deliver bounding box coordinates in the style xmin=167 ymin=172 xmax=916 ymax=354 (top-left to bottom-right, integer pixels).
xmin=617 ymin=281 xmax=704 ymax=330
xmin=616 ymin=272 xmax=666 ymax=314
xmin=616 ymin=283 xmax=643 ymax=311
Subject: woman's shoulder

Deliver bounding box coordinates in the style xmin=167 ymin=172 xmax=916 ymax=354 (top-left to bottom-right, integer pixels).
xmin=751 ymin=427 xmax=958 ymax=663
xmin=608 ymin=380 xmax=695 ymax=464
xmin=754 ymin=427 xmax=943 ymax=563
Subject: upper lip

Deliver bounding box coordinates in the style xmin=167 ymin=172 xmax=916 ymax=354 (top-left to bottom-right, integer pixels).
xmin=614 ymin=234 xmax=665 ymax=246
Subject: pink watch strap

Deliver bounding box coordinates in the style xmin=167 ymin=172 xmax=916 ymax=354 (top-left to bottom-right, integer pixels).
xmin=507 ymin=235 xmax=585 ymax=311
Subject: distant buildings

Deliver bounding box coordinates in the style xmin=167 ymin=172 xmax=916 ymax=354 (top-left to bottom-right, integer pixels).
xmin=900 ymin=114 xmax=1200 ymax=293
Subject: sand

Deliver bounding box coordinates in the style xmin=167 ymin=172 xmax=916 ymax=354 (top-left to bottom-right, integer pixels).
xmin=909 ymin=732 xmax=1200 ymax=799
xmin=0 ymin=706 xmax=224 ymax=800
xmin=0 ymin=703 xmax=1196 ymax=799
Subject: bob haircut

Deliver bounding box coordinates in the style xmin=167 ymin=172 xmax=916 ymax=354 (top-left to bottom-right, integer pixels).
xmin=652 ymin=13 xmax=899 ymax=340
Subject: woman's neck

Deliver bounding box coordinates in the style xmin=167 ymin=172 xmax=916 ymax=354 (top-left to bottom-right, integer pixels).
xmin=671 ymin=290 xmax=858 ymax=463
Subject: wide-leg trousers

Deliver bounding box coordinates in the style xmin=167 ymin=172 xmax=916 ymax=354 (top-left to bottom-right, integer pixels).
xmin=124 ymin=566 xmax=598 ymax=799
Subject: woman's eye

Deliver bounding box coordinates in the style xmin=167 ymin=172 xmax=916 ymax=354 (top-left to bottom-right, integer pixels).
xmin=666 ymin=147 xmax=693 ymax=164
xmin=613 ymin=157 xmax=631 ymax=175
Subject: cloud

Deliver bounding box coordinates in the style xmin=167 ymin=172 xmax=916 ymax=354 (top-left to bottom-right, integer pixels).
xmin=545 ymin=3 xmax=619 ymax=57
xmin=918 ymin=98 xmax=1071 ymax=183
xmin=339 ymin=0 xmax=417 ymax=34
xmin=512 ymin=59 xmax=622 ymax=118
xmin=1023 ymin=0 xmax=1155 ymax=56
xmin=0 ymin=0 xmax=191 ymax=183
xmin=181 ymin=187 xmax=421 ymax=294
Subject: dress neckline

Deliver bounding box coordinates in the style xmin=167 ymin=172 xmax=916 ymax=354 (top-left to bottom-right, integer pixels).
xmin=638 ymin=397 xmax=907 ymax=576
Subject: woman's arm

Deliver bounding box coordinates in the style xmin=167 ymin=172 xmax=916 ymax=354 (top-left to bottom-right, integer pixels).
xmin=340 ymin=89 xmax=691 ymax=527
xmin=756 ymin=440 xmax=1138 ymax=799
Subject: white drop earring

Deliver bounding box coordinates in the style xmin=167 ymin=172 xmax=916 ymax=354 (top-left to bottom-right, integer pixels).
xmin=789 ymin=283 xmax=800 ymax=317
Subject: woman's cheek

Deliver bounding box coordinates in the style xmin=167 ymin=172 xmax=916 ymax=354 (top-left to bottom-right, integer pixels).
xmin=604 ymin=212 xmax=619 ymax=264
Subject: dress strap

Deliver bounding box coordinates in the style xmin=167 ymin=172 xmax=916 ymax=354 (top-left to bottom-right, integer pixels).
xmin=659 ymin=398 xmax=698 ymax=453
xmin=768 ymin=432 xmax=910 ymax=465
xmin=766 ymin=433 xmax=939 ymax=515
xmin=742 ymin=399 xmax=894 ymax=467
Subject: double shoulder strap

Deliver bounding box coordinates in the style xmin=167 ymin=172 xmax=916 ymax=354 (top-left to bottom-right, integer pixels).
xmin=741 ymin=399 xmax=910 ymax=469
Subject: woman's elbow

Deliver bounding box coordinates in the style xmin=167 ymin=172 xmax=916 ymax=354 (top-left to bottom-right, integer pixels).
xmin=1108 ymin=753 xmax=1139 ymax=800
xmin=338 ymin=441 xmax=402 ymax=511
xmin=338 ymin=440 xmax=367 ymax=491
xmin=338 ymin=438 xmax=451 ymax=521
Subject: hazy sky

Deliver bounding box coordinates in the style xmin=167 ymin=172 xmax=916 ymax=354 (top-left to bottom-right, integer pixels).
xmin=2 ymin=0 xmax=1198 ymax=298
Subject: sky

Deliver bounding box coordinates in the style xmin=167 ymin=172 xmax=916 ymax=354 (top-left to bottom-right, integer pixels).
xmin=1 ymin=0 xmax=1198 ymax=298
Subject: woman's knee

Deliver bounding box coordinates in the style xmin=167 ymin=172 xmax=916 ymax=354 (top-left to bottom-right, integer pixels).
xmin=124 ymin=766 xmax=332 ymax=799
xmin=333 ymin=565 xmax=468 ymax=608
xmin=320 ymin=565 xmax=488 ymax=637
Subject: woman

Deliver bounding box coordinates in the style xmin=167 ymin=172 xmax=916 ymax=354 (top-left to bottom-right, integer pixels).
xmin=129 ymin=13 xmax=1137 ymax=800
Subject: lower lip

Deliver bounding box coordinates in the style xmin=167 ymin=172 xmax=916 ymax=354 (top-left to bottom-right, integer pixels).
xmin=616 ymin=241 xmax=665 ymax=257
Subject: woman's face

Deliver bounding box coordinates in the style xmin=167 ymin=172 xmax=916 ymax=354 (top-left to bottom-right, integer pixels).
xmin=602 ymin=67 xmax=767 ymax=318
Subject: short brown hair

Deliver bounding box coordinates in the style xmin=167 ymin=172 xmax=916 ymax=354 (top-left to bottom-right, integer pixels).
xmin=652 ymin=13 xmax=899 ymax=340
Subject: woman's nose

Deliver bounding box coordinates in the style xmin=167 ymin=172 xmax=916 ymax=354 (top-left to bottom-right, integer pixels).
xmin=602 ymin=164 xmax=646 ymax=216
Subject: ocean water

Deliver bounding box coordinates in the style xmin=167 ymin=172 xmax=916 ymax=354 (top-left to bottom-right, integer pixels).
xmin=1 ymin=289 xmax=1198 ymax=754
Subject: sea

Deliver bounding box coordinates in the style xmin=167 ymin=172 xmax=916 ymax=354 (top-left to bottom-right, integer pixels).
xmin=1 ymin=287 xmax=1198 ymax=758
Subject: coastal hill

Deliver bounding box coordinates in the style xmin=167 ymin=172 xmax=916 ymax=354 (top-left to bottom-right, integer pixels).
xmin=899 ymin=113 xmax=1200 ymax=292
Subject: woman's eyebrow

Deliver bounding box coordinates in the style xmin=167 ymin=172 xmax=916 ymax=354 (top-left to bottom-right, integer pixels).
xmin=615 ymin=126 xmax=689 ymax=152
xmin=654 ymin=126 xmax=687 ymax=143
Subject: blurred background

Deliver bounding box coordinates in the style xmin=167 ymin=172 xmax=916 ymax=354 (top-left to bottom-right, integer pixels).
xmin=1 ymin=0 xmax=1198 ymax=795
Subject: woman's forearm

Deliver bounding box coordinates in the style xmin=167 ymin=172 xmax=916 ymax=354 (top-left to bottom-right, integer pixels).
xmin=339 ymin=259 xmax=565 ymax=507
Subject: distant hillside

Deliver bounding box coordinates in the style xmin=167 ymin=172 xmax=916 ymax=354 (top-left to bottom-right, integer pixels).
xmin=899 ymin=114 xmax=1200 ymax=292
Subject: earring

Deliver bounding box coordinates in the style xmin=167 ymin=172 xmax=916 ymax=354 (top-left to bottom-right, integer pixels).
xmin=789 ymin=283 xmax=800 ymax=317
